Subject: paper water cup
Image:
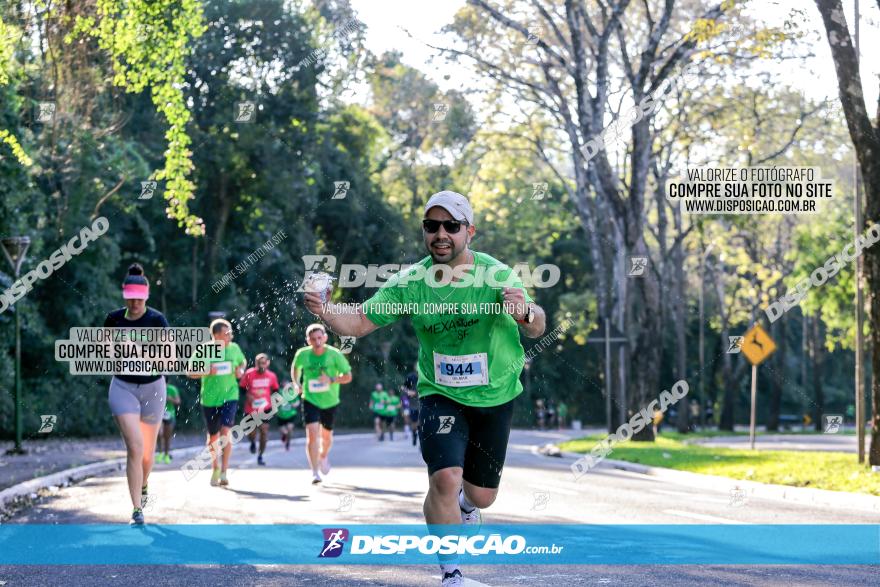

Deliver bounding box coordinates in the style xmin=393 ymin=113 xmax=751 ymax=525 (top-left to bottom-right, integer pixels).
xmin=304 ymin=272 xmax=333 ymax=303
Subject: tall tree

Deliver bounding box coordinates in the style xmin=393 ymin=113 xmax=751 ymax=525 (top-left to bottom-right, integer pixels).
xmin=444 ymin=0 xmax=793 ymax=437
xmin=814 ymin=0 xmax=880 ymax=464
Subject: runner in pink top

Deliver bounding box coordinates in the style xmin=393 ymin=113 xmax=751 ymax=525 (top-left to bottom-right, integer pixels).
xmin=239 ymin=353 xmax=279 ymax=466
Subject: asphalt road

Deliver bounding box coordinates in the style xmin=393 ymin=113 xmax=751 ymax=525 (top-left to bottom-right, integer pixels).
xmin=1 ymin=429 xmax=877 ymax=586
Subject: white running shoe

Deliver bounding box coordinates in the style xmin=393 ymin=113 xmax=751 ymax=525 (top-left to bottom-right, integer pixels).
xmin=461 ymin=505 xmax=481 ymax=526
xmin=441 ymin=569 xmax=464 ymax=586
xmin=459 ymin=489 xmax=481 ymax=527
xmin=320 ymin=456 xmax=331 ymax=475
xmin=311 ymin=473 xmax=322 ymax=485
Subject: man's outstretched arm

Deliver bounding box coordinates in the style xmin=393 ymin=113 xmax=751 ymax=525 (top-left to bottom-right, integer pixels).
xmin=303 ymin=291 xmax=379 ymax=337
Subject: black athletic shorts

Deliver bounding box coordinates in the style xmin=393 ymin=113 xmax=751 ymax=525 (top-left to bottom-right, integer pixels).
xmin=202 ymin=401 xmax=238 ymax=435
xmin=408 ymin=409 xmax=420 ymax=422
xmin=302 ymin=400 xmax=337 ymax=430
xmin=418 ymin=393 xmax=515 ymax=489
xmin=277 ymin=415 xmax=297 ymax=426
xmin=381 ymin=415 xmax=395 ymax=425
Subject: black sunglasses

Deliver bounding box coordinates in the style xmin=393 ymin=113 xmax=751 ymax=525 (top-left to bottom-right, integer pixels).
xmin=422 ymin=219 xmax=468 ymax=234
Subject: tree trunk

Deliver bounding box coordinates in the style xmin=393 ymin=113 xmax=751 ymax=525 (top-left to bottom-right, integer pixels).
xmin=629 ymin=237 xmax=664 ymax=440
xmin=767 ymin=317 xmax=786 ymax=430
xmin=672 ymin=208 xmax=688 ymax=433
xmin=802 ymin=313 xmax=809 ymax=428
xmin=207 ymin=173 xmax=231 ymax=279
xmin=814 ymin=0 xmax=880 ymax=463
xmin=812 ymin=318 xmax=825 ymax=432
xmin=191 ymin=237 xmax=199 ymax=307
xmin=711 ymin=267 xmax=736 ymax=431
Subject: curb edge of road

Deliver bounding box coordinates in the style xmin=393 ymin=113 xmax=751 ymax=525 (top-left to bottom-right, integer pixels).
xmin=0 ymin=433 xmax=378 ymax=517
xmin=0 ymin=444 xmax=207 ymax=516
xmin=557 ymin=450 xmax=880 ymax=514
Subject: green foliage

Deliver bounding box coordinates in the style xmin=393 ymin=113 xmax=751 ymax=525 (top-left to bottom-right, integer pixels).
xmin=70 ymin=0 xmax=207 ymax=236
xmin=0 ymin=15 xmax=29 ymax=167
xmin=0 ymin=14 xmax=14 ymax=86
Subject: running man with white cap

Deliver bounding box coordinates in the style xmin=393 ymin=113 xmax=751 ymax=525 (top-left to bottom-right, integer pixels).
xmin=303 ymin=190 xmax=546 ymax=586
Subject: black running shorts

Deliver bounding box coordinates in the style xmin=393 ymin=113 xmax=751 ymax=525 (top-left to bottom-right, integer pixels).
xmin=418 ymin=393 xmax=515 ymax=489
xmin=202 ymin=400 xmax=238 ymax=435
xmin=302 ymin=400 xmax=337 ymax=430
xmin=276 ymin=415 xmax=297 ymax=426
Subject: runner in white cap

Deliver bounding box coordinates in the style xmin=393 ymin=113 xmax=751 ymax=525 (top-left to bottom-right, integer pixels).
xmin=304 ymin=190 xmax=546 ymax=586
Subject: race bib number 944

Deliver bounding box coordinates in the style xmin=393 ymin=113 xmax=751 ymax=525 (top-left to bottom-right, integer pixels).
xmin=433 ymin=352 xmax=489 ymax=387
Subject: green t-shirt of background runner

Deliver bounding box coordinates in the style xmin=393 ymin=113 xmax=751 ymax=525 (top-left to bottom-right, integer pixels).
xmin=277 ymin=385 xmax=300 ymax=419
xmin=163 ymin=384 xmax=179 ymax=422
xmin=362 ymin=251 xmax=533 ymax=408
xmin=383 ymin=394 xmax=401 ymax=417
xmin=293 ymin=346 xmax=351 ymax=409
xmin=370 ymin=390 xmax=388 ymax=414
xmin=198 ymin=342 xmax=246 ymax=408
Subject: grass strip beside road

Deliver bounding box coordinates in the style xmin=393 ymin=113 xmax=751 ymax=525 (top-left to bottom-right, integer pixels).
xmin=559 ymin=434 xmax=880 ymax=496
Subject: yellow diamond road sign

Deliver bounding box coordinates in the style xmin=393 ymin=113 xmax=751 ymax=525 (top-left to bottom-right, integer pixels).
xmin=741 ymin=324 xmax=776 ymax=366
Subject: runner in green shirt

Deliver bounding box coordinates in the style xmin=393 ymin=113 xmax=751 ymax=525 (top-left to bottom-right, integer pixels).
xmin=304 ymin=191 xmax=546 ymax=587
xmin=383 ymin=388 xmax=402 ymax=442
xmin=291 ymin=323 xmax=352 ymax=484
xmin=369 ymin=383 xmax=390 ymax=441
xmin=187 ymin=318 xmax=246 ymax=487
xmin=557 ymin=401 xmax=569 ymax=430
xmin=157 ymin=382 xmax=181 ymax=464
xmin=276 ymin=380 xmax=301 ymax=451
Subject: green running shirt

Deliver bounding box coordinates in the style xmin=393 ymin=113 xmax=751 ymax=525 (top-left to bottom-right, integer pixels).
xmin=362 ymin=251 xmax=532 ymax=407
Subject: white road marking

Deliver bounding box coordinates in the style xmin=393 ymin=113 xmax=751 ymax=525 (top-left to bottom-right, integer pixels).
xmin=662 ymin=508 xmax=746 ymax=524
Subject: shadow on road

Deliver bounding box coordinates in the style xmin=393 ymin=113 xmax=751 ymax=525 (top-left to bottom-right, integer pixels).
xmin=223 ymin=488 xmax=310 ymax=501
xmin=328 ymin=483 xmax=423 ymax=499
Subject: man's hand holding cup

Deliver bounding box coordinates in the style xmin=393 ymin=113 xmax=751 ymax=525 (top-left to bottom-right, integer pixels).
xmin=303 ymin=272 xmax=334 ymax=317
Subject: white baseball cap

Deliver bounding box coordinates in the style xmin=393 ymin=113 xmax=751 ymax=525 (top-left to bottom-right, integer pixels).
xmin=424 ymin=191 xmax=474 ymax=225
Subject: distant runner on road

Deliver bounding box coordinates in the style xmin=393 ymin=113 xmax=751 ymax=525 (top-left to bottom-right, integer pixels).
xmin=187 ymin=318 xmax=246 ymax=488
xmin=403 ymin=370 xmax=420 ymax=447
xmin=370 ymin=383 xmax=389 ymax=441
xmin=304 ymin=191 xmax=546 ymax=586
xmin=158 ymin=380 xmax=181 ymax=464
xmin=240 ymin=353 xmax=280 ymax=466
xmin=291 ymin=323 xmax=352 ymax=485
xmin=383 ymin=387 xmax=402 ymax=441
xmin=276 ymin=380 xmax=301 ymax=451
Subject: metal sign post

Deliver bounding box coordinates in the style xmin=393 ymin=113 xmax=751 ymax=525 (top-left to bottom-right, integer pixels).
xmin=740 ymin=324 xmax=777 ymax=450
xmin=2 ymin=236 xmax=30 ymax=455
xmin=587 ymin=319 xmax=628 ymax=433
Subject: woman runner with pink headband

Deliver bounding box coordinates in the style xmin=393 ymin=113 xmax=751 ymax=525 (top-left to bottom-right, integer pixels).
xmin=104 ymin=263 xmax=170 ymax=525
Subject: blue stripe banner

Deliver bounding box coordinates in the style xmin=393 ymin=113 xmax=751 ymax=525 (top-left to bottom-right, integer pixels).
xmin=1 ymin=525 xmax=878 ymax=565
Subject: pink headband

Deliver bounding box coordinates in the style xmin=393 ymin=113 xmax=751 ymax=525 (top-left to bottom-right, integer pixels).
xmin=122 ymin=284 xmax=149 ymax=300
